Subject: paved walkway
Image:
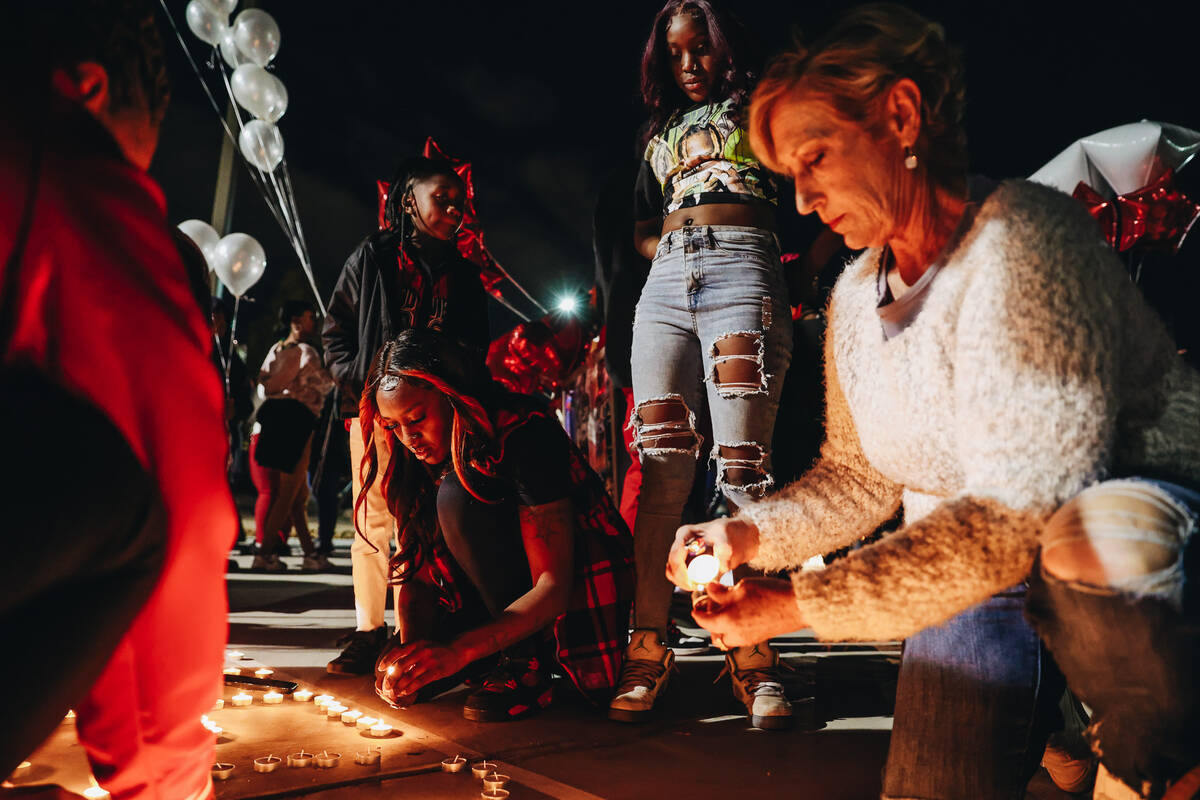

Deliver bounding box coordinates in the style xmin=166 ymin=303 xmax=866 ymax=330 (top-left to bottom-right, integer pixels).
xmin=5 ymin=539 xmax=1076 ymax=799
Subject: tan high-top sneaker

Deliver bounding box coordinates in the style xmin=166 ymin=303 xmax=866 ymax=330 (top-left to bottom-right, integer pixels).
xmin=722 ymin=642 xmax=793 ymax=730
xmin=608 ymin=629 xmax=675 ymax=723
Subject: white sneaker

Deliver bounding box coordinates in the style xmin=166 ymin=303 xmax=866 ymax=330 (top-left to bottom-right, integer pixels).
xmin=722 ymin=643 xmax=793 ymax=730
xmin=608 ymin=630 xmax=674 ymax=723
xmin=1093 ymin=764 xmax=1148 ymax=800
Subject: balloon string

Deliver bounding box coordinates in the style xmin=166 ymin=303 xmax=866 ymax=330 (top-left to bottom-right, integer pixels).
xmin=487 ymin=254 xmax=548 ymax=315
xmin=486 ymin=286 xmax=533 ymax=322
xmin=225 ymin=295 xmax=241 ymax=398
xmin=277 ymin=158 xmax=326 ymax=314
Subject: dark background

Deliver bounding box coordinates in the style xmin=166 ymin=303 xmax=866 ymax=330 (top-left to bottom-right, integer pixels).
xmin=151 ymin=0 xmax=1198 ymax=365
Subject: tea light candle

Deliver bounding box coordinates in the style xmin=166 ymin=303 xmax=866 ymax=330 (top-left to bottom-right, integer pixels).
xmin=325 ymin=703 xmax=348 ymax=719
xmin=82 ymin=787 xmax=110 ymax=800
xmin=481 ymin=790 xmax=510 ymax=800
xmin=254 ymin=668 xmax=274 ymax=679
xmin=355 ymin=716 xmax=379 ymax=730
xmin=471 ymin=760 xmax=499 ymax=779
xmin=227 ymin=650 xmax=245 ymax=659
xmin=263 ymin=691 xmax=283 ymax=705
xmin=292 ymin=689 xmax=313 ymax=703
xmin=212 ymin=699 xmax=224 ymax=710
xmin=341 ymin=709 xmax=363 ymax=725
xmin=313 ymin=694 xmax=334 ymax=708
xmin=287 ymin=751 xmax=314 ymax=768
xmin=231 ymin=693 xmax=253 ymax=707
xmin=11 ymin=761 xmax=31 ymax=779
xmin=484 ymin=773 xmax=511 ymax=792
xmin=441 ymin=755 xmax=468 ymax=773
xmin=366 ymin=722 xmax=393 ymax=738
xmin=314 ymin=750 xmax=341 ymax=769
xmin=222 ymin=667 xmax=241 ymax=675
xmin=252 ymin=756 xmax=281 ymax=773
xmin=65 ymin=709 xmax=76 ymax=720
xmin=355 ymin=747 xmax=382 ymax=766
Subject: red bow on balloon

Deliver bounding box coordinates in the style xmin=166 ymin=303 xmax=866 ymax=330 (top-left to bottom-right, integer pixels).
xmin=1073 ymin=168 xmax=1200 ymax=253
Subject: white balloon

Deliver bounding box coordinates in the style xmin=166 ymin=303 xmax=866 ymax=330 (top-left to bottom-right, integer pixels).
xmin=230 ymin=64 xmax=287 ymax=122
xmin=185 ymin=0 xmax=227 ymax=46
xmin=238 ymin=120 xmax=284 ymax=172
xmin=267 ymin=74 xmax=288 ymax=123
xmin=200 ymin=0 xmax=238 ymax=14
xmin=233 ymin=9 xmax=281 ymax=67
xmin=212 ymin=233 xmax=266 ymax=297
xmin=219 ymin=29 xmax=252 ymax=69
xmin=177 ymin=219 xmax=220 ymax=268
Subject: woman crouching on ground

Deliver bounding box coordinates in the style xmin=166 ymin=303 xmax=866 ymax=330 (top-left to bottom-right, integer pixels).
xmin=363 ymin=329 xmax=634 ymax=721
xmin=667 ymin=5 xmax=1200 ymax=799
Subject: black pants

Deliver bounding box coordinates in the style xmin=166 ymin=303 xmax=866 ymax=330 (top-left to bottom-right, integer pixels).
xmin=0 ymin=369 xmax=166 ymax=775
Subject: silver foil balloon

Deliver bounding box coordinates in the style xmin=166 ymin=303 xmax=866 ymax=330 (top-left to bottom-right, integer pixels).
xmin=230 ymin=64 xmax=287 ymax=122
xmin=184 ymin=0 xmax=227 ymax=46
xmin=200 ymin=0 xmax=238 ymax=14
xmin=177 ymin=219 xmax=221 ymax=267
xmin=238 ymin=120 xmax=284 ymax=172
xmin=232 ymin=9 xmax=281 ymax=67
xmin=219 ymin=29 xmax=252 ymax=69
xmin=212 ymin=233 xmax=267 ymax=297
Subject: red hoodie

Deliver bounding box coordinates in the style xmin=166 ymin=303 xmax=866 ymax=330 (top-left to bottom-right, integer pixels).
xmin=1 ymin=109 xmax=236 ymax=799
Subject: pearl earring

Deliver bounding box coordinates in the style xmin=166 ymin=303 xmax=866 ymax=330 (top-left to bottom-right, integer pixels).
xmin=903 ymin=147 xmax=918 ymax=171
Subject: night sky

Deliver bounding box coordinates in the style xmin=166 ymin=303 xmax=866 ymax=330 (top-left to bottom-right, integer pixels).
xmin=150 ymin=0 xmax=1198 ymax=363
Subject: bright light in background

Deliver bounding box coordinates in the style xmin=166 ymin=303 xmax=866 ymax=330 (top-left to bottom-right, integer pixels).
xmin=556 ymin=295 xmax=578 ymax=314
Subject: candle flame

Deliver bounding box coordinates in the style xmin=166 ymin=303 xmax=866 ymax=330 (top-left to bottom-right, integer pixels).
xmin=686 ymin=553 xmax=720 ymax=586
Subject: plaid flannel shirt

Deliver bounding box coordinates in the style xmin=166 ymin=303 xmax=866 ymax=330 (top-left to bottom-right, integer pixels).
xmin=418 ymin=406 xmax=634 ymax=702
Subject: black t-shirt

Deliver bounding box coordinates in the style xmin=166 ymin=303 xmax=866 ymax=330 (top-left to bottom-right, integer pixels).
xmin=496 ymin=415 xmax=572 ymax=507
xmin=632 ymin=159 xmax=664 ymax=223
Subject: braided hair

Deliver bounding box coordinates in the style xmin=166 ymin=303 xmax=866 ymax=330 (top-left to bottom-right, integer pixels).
xmin=380 ymin=155 xmax=465 ymax=237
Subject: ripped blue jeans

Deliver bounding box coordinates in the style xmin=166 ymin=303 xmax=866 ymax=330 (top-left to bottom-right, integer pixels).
xmin=884 ymin=478 xmax=1200 ymax=800
xmin=626 ymin=225 xmax=791 ymax=634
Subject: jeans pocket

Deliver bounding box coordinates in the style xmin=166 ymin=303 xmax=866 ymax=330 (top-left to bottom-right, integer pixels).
xmin=710 ymin=229 xmax=779 ymax=256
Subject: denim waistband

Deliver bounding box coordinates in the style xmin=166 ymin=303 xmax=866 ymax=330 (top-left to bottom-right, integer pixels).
xmin=657 ymin=224 xmax=779 ymax=255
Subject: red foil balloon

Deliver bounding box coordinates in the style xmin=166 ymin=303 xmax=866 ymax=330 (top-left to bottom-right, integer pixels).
xmin=1073 ymin=168 xmax=1200 ymax=253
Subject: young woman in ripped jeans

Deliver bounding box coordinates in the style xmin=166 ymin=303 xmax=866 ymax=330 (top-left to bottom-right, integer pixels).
xmin=610 ymin=0 xmax=794 ymax=730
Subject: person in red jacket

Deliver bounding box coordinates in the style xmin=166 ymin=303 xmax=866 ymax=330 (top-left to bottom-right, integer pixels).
xmin=0 ymin=3 xmax=237 ymax=797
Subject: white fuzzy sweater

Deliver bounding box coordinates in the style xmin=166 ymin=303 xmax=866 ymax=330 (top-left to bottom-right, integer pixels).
xmin=741 ymin=179 xmax=1200 ymax=641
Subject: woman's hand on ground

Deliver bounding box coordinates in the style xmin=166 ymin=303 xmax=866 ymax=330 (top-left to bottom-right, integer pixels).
xmin=666 ymin=516 xmax=761 ymax=589
xmin=374 ymin=639 xmax=465 ymax=708
xmin=689 ymin=577 xmax=804 ymax=648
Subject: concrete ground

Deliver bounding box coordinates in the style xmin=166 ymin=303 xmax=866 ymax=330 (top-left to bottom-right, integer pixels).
xmin=5 ymin=525 xmax=1081 ymax=799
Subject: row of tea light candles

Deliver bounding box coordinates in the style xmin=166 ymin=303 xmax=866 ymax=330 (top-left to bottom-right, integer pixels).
xmin=223 ymin=688 xmax=395 ymax=738
xmin=211 ymin=682 xmax=393 ymax=779
xmin=212 ymin=747 xmax=382 ymax=779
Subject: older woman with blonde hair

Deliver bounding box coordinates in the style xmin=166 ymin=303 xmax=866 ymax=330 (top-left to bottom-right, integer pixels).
xmin=666 ymin=4 xmax=1200 ymax=799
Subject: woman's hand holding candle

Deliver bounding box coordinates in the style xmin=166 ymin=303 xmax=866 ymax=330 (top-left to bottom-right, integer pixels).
xmin=666 ymin=517 xmax=761 ymax=590
xmin=374 ymin=639 xmax=465 ymax=708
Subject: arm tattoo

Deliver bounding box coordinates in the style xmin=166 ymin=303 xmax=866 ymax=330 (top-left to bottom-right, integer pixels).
xmin=519 ymin=501 xmax=573 ymax=544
